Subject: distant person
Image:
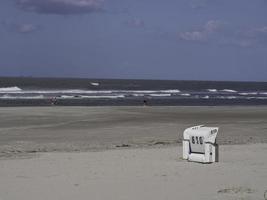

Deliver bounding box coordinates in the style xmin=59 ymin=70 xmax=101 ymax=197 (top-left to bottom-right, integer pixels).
xmin=143 ymin=99 xmax=148 ymax=106
xmin=50 ymin=97 xmax=57 ymax=105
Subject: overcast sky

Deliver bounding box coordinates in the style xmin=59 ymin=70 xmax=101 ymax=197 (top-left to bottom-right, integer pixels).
xmin=0 ymin=0 xmax=267 ymax=81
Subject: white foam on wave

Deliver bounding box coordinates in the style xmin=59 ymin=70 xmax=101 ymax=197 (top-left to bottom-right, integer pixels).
xmin=80 ymin=95 xmax=125 ymax=99
xmin=0 ymin=93 xmax=124 ymax=99
xmin=227 ymin=96 xmax=237 ymax=99
xmin=1 ymin=89 xmax=113 ymax=94
xmin=259 ymin=92 xmax=267 ymax=95
xmin=202 ymin=95 xmax=210 ymax=99
xmin=0 ymin=95 xmax=44 ymax=99
xmin=244 ymin=96 xmax=267 ymax=100
xmin=53 ymin=94 xmax=126 ymax=99
xmin=180 ymin=93 xmax=190 ymax=96
xmin=116 ymin=90 xmax=180 ymax=94
xmin=221 ymin=89 xmax=237 ymax=93
xmin=160 ymin=89 xmax=180 ymax=93
xmin=239 ymin=92 xmax=258 ymax=96
xmin=127 ymin=90 xmax=157 ymax=94
xmin=207 ymin=89 xmax=217 ymax=92
xmin=57 ymin=95 xmax=74 ymax=99
xmin=0 ymin=86 xmax=22 ymax=93
xmin=132 ymin=94 xmax=145 ymax=97
xmin=218 ymin=96 xmax=237 ymax=99
xmin=0 ymin=88 xmax=179 ymax=95
xmin=52 ymin=90 xmax=113 ymax=94
xmin=149 ymin=94 xmax=171 ymax=97
xmin=90 ymin=82 xmax=100 ymax=86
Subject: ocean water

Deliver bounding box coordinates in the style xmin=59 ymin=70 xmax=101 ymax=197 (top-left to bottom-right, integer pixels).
xmin=0 ymin=77 xmax=267 ymax=106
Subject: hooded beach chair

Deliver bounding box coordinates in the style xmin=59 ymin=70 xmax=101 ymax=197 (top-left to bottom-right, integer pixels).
xmin=182 ymin=125 xmax=219 ymax=163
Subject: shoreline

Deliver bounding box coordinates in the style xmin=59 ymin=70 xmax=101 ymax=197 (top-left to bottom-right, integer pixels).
xmin=1 ymin=98 xmax=267 ymax=107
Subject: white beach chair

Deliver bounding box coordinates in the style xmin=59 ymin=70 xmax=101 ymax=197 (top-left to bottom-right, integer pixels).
xmin=182 ymin=125 xmax=219 ymax=163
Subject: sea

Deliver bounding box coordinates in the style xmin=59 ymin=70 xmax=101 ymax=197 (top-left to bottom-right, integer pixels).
xmin=0 ymin=77 xmax=267 ymax=106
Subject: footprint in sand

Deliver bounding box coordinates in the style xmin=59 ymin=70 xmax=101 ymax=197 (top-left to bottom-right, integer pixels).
xmin=217 ymin=186 xmax=255 ymax=200
xmin=218 ymin=187 xmax=254 ymax=194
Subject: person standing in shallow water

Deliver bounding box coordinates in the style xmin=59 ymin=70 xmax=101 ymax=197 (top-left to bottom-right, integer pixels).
xmin=50 ymin=97 xmax=57 ymax=105
xmin=143 ymin=99 xmax=148 ymax=106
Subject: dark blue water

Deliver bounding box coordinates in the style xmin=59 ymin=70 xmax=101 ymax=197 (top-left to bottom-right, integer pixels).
xmin=0 ymin=77 xmax=267 ymax=106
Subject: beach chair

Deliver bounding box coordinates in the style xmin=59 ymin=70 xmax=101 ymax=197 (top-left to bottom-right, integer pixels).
xmin=182 ymin=125 xmax=219 ymax=163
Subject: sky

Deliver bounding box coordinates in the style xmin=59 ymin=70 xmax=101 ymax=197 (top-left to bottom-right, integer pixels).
xmin=0 ymin=0 xmax=267 ymax=81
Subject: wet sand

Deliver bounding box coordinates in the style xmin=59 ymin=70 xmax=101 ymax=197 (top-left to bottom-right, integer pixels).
xmin=0 ymin=106 xmax=267 ymax=157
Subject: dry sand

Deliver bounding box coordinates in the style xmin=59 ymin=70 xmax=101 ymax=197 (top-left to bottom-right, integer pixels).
xmin=0 ymin=106 xmax=267 ymax=199
xmin=0 ymin=144 xmax=267 ymax=200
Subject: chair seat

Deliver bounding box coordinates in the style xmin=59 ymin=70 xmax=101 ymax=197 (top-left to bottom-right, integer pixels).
xmin=188 ymin=153 xmax=205 ymax=163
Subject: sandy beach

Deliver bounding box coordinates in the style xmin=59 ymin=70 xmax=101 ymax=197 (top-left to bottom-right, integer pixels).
xmin=0 ymin=106 xmax=267 ymax=199
xmin=0 ymin=144 xmax=267 ymax=200
xmin=1 ymin=106 xmax=267 ymax=155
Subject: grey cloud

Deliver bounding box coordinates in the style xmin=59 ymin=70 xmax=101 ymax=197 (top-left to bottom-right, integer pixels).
xmin=16 ymin=0 xmax=104 ymax=15
xmin=2 ymin=21 xmax=40 ymax=34
xmin=220 ymin=38 xmax=256 ymax=48
xmin=124 ymin=18 xmax=145 ymax=28
xmin=177 ymin=20 xmax=267 ymax=48
xmin=189 ymin=0 xmax=215 ymax=9
xmin=179 ymin=31 xmax=206 ymax=41
xmin=17 ymin=23 xmax=39 ymax=33
xmin=217 ymin=26 xmax=267 ymax=47
xmin=204 ymin=20 xmax=221 ymax=33
xmin=178 ymin=20 xmax=222 ymax=42
xmin=244 ymin=26 xmax=267 ymax=38
xmin=238 ymin=26 xmax=267 ymax=46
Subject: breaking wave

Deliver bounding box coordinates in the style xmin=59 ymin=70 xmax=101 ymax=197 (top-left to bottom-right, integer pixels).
xmin=79 ymin=95 xmax=125 ymax=99
xmin=160 ymin=89 xmax=180 ymax=93
xmin=239 ymin=92 xmax=258 ymax=96
xmin=90 ymin=82 xmax=100 ymax=86
xmin=180 ymin=93 xmax=190 ymax=96
xmin=221 ymin=89 xmax=237 ymax=93
xmin=202 ymin=96 xmax=210 ymax=99
xmin=207 ymin=89 xmax=217 ymax=92
xmin=0 ymin=86 xmax=22 ymax=93
xmin=218 ymin=96 xmax=237 ymax=99
xmin=0 ymin=85 xmax=266 ymax=103
xmin=0 ymin=95 xmax=44 ymax=99
xmin=149 ymin=94 xmax=171 ymax=97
